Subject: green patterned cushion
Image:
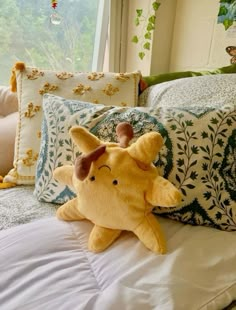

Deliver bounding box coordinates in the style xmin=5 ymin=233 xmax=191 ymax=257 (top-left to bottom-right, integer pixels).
xmin=34 ymin=74 xmax=236 ymax=231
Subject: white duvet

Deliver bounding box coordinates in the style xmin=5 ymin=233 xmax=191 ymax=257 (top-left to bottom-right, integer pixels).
xmin=0 ymin=216 xmax=236 ymax=310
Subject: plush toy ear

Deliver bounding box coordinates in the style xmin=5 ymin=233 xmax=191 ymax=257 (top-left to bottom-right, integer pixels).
xmin=69 ymin=126 xmax=102 ymax=153
xmin=75 ymin=145 xmax=106 ymax=180
xmin=128 ymin=131 xmax=163 ymax=166
xmin=53 ymin=165 xmax=74 ymax=187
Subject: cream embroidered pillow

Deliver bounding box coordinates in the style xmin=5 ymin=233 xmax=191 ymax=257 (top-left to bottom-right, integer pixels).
xmin=4 ymin=62 xmax=141 ymax=185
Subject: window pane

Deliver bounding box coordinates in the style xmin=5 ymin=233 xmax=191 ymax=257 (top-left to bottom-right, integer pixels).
xmin=0 ymin=0 xmax=103 ymax=86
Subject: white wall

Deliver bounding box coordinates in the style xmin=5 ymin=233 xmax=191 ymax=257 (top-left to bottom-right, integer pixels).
xmin=169 ymin=0 xmax=236 ymax=71
xmin=125 ymin=0 xmax=236 ymax=75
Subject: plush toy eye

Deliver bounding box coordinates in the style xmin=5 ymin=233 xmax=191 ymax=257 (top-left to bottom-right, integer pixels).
xmin=90 ymin=176 xmax=95 ymax=181
xmin=113 ymin=180 xmax=118 ymax=185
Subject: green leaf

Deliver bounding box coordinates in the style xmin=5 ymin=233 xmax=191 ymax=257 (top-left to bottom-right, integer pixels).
xmin=181 ymin=188 xmax=187 ymax=196
xmin=146 ymin=22 xmax=155 ymax=31
xmin=224 ymin=199 xmax=230 ymax=206
xmin=186 ymin=184 xmax=195 ymax=189
xmin=177 ymin=143 xmax=183 ymax=150
xmin=131 ymin=35 xmax=139 ymax=43
xmin=177 ymin=158 xmax=184 ymax=166
xmin=138 ymin=52 xmax=145 ymax=60
xmin=144 ymin=32 xmax=152 ymax=40
xmin=212 ymin=161 xmax=220 ymax=169
xmin=190 ymin=171 xmax=198 ymax=180
xmin=143 ymin=42 xmax=150 ymax=50
xmin=136 ymin=9 xmax=143 ymax=17
xmin=208 ymin=124 xmax=215 ymax=132
xmin=175 ymin=174 xmax=181 ymax=183
xmin=148 ymin=15 xmax=156 ymax=24
xmin=220 ymin=0 xmax=234 ymax=4
xmin=223 ymin=18 xmax=233 ymax=30
xmin=215 ymin=212 xmax=222 ymax=220
xmin=191 ymin=146 xmax=199 ymax=154
xmin=218 ymin=5 xmax=228 ymax=16
xmin=217 ymin=138 xmax=224 ymax=147
xmin=135 ymin=17 xmax=140 ymax=26
xmin=185 ymin=120 xmax=193 ymax=126
xmin=210 ymin=117 xmax=219 ymax=124
xmin=201 ymin=131 xmax=208 ymax=138
xmin=190 ymin=160 xmax=198 ymax=168
xmin=177 ymin=137 xmax=185 ymax=141
xmin=152 ymin=2 xmax=161 ymax=11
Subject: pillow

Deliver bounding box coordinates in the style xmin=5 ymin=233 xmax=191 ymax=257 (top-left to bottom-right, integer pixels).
xmin=0 ymin=86 xmax=18 ymax=176
xmin=34 ymin=94 xmax=168 ymax=203
xmin=0 ymin=112 xmax=18 ymax=176
xmin=34 ymin=74 xmax=236 ymax=232
xmin=140 ymin=63 xmax=236 ymax=92
xmin=0 ymin=86 xmax=18 ymax=116
xmin=4 ymin=62 xmax=141 ymax=185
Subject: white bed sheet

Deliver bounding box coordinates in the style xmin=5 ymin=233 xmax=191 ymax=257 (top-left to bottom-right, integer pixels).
xmin=0 ymin=216 xmax=236 ymax=310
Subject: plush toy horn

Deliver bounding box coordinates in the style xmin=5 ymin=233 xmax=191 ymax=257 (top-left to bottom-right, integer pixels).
xmin=116 ymin=122 xmax=134 ymax=148
xmin=75 ymin=145 xmax=106 ymax=181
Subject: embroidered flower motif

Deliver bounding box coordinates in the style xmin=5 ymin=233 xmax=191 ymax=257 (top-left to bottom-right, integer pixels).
xmin=121 ymin=102 xmax=127 ymax=106
xmin=39 ymin=82 xmax=58 ymax=95
xmin=73 ymin=84 xmax=91 ymax=95
xmin=56 ymin=72 xmax=74 ymax=80
xmin=24 ymin=102 xmax=41 ymax=118
xmin=26 ymin=69 xmax=44 ymax=80
xmin=88 ymin=72 xmax=104 ymax=81
xmin=102 ymin=83 xmax=119 ymax=96
xmin=37 ymin=131 xmax=41 ymax=138
xmin=115 ymin=73 xmax=130 ymax=82
xmin=22 ymin=149 xmax=38 ymax=167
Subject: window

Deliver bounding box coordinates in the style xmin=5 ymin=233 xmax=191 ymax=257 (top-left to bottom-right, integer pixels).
xmin=0 ymin=0 xmax=109 ymax=86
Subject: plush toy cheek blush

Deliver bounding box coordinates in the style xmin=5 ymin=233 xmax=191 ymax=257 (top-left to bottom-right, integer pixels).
xmin=53 ymin=122 xmax=182 ymax=254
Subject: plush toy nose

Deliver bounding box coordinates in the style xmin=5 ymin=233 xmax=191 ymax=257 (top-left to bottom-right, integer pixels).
xmin=75 ymin=145 xmax=106 ymax=181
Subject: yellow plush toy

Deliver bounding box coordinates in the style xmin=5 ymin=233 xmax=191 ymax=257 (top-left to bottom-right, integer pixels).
xmin=54 ymin=123 xmax=182 ymax=254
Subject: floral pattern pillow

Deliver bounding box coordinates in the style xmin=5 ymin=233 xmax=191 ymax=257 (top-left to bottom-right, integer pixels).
xmin=35 ymin=73 xmax=236 ymax=231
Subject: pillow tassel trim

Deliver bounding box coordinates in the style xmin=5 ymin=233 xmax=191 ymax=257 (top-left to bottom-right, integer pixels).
xmin=10 ymin=62 xmax=26 ymax=92
xmin=0 ymin=176 xmax=16 ymax=189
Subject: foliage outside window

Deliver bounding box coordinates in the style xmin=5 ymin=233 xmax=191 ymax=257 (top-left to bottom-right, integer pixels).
xmin=131 ymin=1 xmax=161 ymax=60
xmin=217 ymin=0 xmax=236 ymax=30
xmin=0 ymin=0 xmax=101 ymax=86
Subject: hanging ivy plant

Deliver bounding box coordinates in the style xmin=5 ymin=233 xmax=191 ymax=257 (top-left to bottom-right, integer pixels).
xmin=217 ymin=0 xmax=236 ymax=30
xmin=131 ymin=1 xmax=161 ymax=60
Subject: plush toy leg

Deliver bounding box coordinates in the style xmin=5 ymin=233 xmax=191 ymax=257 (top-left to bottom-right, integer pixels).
xmin=56 ymin=198 xmax=85 ymax=221
xmin=88 ymin=225 xmax=122 ymax=253
xmin=133 ymin=214 xmax=167 ymax=254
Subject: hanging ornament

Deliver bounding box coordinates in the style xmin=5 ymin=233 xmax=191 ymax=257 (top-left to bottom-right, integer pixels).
xmin=50 ymin=0 xmax=62 ymax=25
xmin=51 ymin=1 xmax=58 ymax=9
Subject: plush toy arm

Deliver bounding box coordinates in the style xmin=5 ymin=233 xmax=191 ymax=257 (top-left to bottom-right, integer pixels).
xmin=134 ymin=214 xmax=166 ymax=254
xmin=88 ymin=225 xmax=122 ymax=253
xmin=146 ymin=176 xmax=182 ymax=207
xmin=56 ymin=197 xmax=85 ymax=221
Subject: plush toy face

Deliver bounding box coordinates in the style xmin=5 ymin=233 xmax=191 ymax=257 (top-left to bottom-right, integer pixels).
xmin=54 ymin=123 xmax=182 ymax=254
xmin=73 ymin=146 xmax=158 ymax=230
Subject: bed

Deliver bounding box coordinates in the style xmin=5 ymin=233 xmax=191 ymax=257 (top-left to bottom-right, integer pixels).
xmin=0 ymin=66 xmax=236 ymax=310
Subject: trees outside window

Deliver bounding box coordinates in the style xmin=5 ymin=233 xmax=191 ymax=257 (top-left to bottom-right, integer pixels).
xmin=0 ymin=0 xmax=107 ymax=86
